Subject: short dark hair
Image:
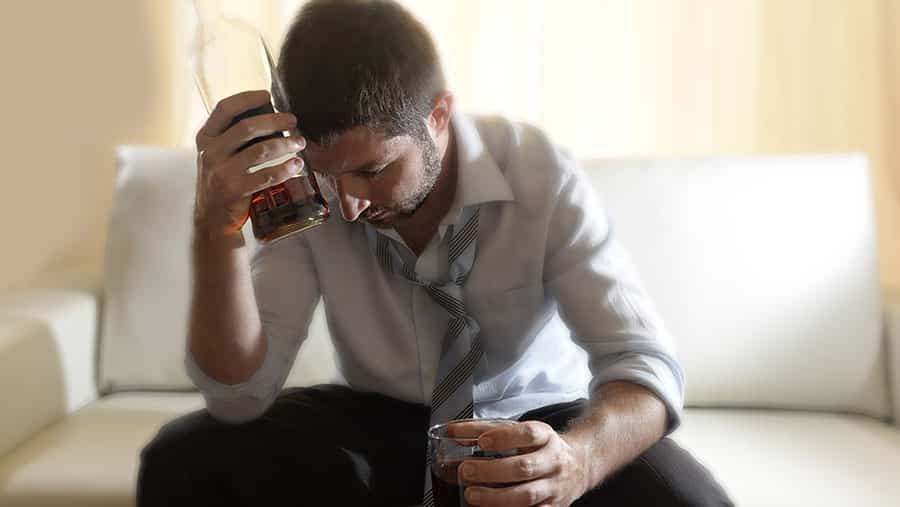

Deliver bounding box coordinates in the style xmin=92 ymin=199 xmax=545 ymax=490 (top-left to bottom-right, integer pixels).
xmin=278 ymin=0 xmax=446 ymax=146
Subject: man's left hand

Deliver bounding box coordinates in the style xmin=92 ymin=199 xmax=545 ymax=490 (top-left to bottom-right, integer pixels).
xmin=459 ymin=421 xmax=591 ymax=507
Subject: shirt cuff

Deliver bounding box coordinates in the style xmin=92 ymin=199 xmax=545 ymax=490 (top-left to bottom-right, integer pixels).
xmin=184 ymin=341 xmax=283 ymax=424
xmin=588 ymin=353 xmax=685 ymax=434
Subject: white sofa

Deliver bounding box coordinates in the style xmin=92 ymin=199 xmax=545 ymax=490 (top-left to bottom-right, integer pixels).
xmin=1 ymin=145 xmax=898 ymax=506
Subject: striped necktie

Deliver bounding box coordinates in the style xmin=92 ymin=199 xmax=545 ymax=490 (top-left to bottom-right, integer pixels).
xmin=366 ymin=206 xmax=482 ymax=506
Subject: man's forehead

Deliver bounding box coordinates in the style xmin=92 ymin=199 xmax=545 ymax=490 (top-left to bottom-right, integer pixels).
xmin=304 ymin=126 xmax=407 ymax=174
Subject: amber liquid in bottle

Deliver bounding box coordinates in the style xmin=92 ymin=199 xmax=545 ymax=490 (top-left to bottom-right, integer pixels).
xmin=229 ymin=103 xmax=330 ymax=244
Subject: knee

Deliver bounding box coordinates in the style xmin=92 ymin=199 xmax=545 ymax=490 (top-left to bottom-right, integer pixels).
xmin=579 ymin=438 xmax=734 ymax=507
xmin=141 ymin=410 xmax=219 ymax=466
xmin=137 ymin=408 xmax=225 ymax=498
xmin=633 ymin=438 xmax=734 ymax=507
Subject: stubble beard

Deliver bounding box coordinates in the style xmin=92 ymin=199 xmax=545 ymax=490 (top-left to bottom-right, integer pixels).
xmin=363 ymin=137 xmax=442 ymax=225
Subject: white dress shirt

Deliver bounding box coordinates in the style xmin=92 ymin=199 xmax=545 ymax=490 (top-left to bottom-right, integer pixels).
xmin=186 ymin=113 xmax=685 ymax=432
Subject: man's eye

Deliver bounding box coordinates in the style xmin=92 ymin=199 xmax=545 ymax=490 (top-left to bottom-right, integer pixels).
xmin=362 ymin=167 xmax=386 ymax=179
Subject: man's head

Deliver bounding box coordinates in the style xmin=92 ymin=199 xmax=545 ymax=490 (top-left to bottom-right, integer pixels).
xmin=278 ymin=0 xmax=452 ymax=227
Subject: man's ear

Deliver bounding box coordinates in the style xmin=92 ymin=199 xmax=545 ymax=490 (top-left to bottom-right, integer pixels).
xmin=427 ymin=91 xmax=454 ymax=139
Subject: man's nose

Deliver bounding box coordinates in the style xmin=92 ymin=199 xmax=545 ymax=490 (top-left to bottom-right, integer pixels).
xmin=336 ymin=179 xmax=370 ymax=222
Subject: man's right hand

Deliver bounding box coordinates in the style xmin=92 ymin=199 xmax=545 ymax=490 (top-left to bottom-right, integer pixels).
xmin=193 ymin=89 xmax=307 ymax=241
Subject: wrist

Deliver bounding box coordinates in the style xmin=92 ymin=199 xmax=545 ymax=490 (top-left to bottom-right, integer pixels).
xmin=193 ymin=217 xmax=247 ymax=252
xmin=560 ymin=431 xmax=601 ymax=497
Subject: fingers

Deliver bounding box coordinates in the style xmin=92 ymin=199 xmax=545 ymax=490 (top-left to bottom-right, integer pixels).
xmin=200 ymin=115 xmax=302 ymax=170
xmin=461 ymin=447 xmax=557 ymax=485
xmin=464 ymin=478 xmax=554 ymax=507
xmin=242 ymin=157 xmax=305 ymax=197
xmin=479 ymin=421 xmax=553 ymax=452
xmin=447 ymin=420 xmax=514 ymax=440
xmin=198 ymin=89 xmax=272 ymax=139
xmin=229 ymin=134 xmax=305 ymax=175
xmin=218 ymin=113 xmax=301 ymax=156
xmin=452 ymin=422 xmax=572 ymax=507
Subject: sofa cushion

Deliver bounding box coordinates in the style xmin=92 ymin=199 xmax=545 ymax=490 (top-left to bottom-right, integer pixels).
xmin=0 ymin=290 xmax=100 ymax=457
xmin=98 ymin=146 xmax=197 ymax=392
xmin=2 ymin=394 xmax=898 ymax=507
xmin=99 ymin=146 xmax=337 ymax=393
xmin=0 ymin=393 xmax=203 ymax=507
xmin=0 ymin=318 xmax=65 ymax=458
xmin=885 ymin=289 xmax=900 ymax=426
xmin=584 ymin=155 xmax=889 ymax=418
xmin=672 ymin=409 xmax=900 ymax=506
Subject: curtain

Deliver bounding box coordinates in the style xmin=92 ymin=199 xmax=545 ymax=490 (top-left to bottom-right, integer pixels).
xmin=175 ymin=0 xmax=900 ymax=288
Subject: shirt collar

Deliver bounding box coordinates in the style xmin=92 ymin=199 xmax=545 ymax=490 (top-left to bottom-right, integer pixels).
xmin=438 ymin=113 xmax=515 ymax=229
xmin=375 ymin=113 xmax=515 ymax=245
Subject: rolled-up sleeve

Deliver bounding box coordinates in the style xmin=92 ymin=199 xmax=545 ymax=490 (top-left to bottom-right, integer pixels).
xmin=185 ymin=233 xmax=321 ymax=423
xmin=544 ymin=154 xmax=685 ymax=433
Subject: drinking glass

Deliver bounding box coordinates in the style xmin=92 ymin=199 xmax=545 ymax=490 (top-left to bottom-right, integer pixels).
xmin=428 ymin=418 xmax=523 ymax=507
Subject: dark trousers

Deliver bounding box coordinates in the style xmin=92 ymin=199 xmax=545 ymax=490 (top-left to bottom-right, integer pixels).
xmin=137 ymin=385 xmax=733 ymax=506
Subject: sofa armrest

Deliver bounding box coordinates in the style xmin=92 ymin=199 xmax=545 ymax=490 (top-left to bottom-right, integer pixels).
xmin=0 ymin=287 xmax=99 ymax=457
xmin=886 ymin=289 xmax=900 ymax=428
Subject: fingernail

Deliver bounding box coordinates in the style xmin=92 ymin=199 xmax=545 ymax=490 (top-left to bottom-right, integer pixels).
xmin=466 ymin=488 xmax=481 ymax=504
xmin=461 ymin=463 xmax=475 ymax=480
xmin=479 ymin=437 xmax=493 ymax=449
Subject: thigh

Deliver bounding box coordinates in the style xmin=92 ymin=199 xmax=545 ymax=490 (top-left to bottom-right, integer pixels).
xmin=574 ymin=437 xmax=734 ymax=507
xmin=268 ymin=384 xmax=431 ymax=506
xmin=138 ymin=384 xmax=428 ymax=507
xmin=518 ymin=400 xmax=734 ymax=507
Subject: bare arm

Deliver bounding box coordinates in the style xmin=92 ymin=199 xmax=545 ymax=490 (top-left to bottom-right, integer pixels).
xmin=562 ymin=381 xmax=668 ymax=491
xmin=189 ymin=89 xmax=306 ymax=386
xmin=188 ymin=228 xmax=266 ymax=385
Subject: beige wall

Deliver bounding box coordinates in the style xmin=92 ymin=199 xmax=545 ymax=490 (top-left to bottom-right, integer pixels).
xmin=0 ymin=1 xmax=180 ymax=291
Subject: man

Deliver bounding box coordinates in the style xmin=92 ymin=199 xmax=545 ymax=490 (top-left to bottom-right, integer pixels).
xmin=138 ymin=0 xmax=732 ymax=505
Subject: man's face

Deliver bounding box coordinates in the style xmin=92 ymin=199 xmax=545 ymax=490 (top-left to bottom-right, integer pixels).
xmin=303 ymin=126 xmax=442 ymax=228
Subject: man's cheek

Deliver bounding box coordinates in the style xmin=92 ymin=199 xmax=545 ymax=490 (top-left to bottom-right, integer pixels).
xmin=377 ymin=179 xmax=414 ymax=207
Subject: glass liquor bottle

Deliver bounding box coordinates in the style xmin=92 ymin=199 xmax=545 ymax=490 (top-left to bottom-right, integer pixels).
xmin=190 ymin=0 xmax=329 ymax=244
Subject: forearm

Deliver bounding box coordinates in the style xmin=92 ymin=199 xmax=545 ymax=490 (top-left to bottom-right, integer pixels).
xmin=189 ymin=226 xmax=267 ymax=385
xmin=562 ymin=381 xmax=668 ymax=492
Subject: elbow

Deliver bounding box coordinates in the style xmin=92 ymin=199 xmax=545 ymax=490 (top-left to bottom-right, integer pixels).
xmin=201 ymin=391 xmax=277 ymax=425
xmin=185 ymin=346 xmax=280 ymax=425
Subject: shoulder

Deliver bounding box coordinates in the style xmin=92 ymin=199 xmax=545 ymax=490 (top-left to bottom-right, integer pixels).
xmin=471 ymin=115 xmax=578 ymax=212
